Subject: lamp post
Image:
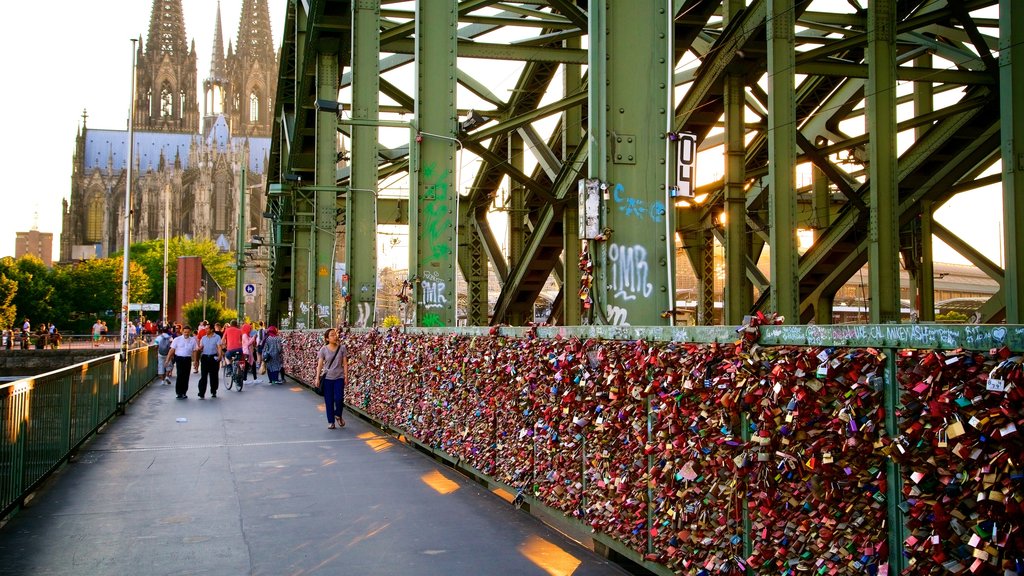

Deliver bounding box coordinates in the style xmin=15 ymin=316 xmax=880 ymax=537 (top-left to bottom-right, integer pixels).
xmin=162 ymin=182 xmax=170 ymax=325
xmin=118 ymin=37 xmax=138 ymax=412
xmin=236 ymin=166 xmax=246 ymax=322
xmin=199 ymin=281 xmax=207 ymax=322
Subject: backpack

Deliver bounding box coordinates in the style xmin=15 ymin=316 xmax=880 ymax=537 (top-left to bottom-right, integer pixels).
xmin=157 ymin=334 xmax=172 ymax=355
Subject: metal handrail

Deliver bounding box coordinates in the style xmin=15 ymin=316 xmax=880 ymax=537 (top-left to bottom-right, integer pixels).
xmin=0 ymin=345 xmax=157 ymax=520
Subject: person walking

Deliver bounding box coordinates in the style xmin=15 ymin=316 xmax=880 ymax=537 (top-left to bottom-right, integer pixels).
xmin=166 ymin=325 xmax=198 ymax=399
xmin=222 ymin=320 xmax=243 ymax=375
xmin=261 ymin=326 xmax=284 ymax=384
xmin=242 ymin=324 xmax=259 ymax=382
xmin=314 ymin=328 xmax=348 ymax=429
xmin=196 ymin=328 xmax=224 ymax=398
xmin=154 ymin=328 xmax=174 ymax=384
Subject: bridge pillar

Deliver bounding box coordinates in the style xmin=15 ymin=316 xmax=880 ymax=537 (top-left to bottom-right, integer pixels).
xmin=588 ymin=0 xmax=673 ymax=327
xmin=313 ymin=50 xmax=340 ymax=328
xmin=347 ymin=0 xmax=381 ymax=328
xmin=411 ymin=0 xmax=458 ymax=327
xmin=561 ymin=35 xmax=584 ymax=326
xmin=868 ymin=0 xmax=901 ymax=324
xmin=767 ymin=0 xmax=799 ymax=322
xmin=1001 ymin=0 xmax=1024 ymax=323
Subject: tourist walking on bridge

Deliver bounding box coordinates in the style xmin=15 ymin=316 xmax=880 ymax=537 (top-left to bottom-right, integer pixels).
xmin=261 ymin=326 xmax=284 ymax=384
xmin=197 ymin=328 xmax=223 ymax=398
xmin=314 ymin=328 xmax=348 ymax=429
xmin=166 ymin=325 xmax=198 ymax=399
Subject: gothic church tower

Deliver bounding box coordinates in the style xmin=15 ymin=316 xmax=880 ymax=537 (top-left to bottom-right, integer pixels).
xmin=134 ymin=0 xmax=200 ymax=133
xmin=226 ymin=0 xmax=277 ymax=138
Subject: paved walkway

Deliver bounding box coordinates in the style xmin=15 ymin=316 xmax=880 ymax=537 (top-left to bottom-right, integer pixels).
xmin=0 ymin=371 xmax=629 ymax=576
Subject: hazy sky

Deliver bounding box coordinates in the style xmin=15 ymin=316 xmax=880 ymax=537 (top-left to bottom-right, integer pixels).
xmin=0 ymin=1 xmax=1003 ymax=268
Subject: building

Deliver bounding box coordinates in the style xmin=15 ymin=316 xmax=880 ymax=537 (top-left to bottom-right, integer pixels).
xmin=14 ymin=229 xmax=53 ymax=267
xmin=60 ymin=0 xmax=277 ymax=262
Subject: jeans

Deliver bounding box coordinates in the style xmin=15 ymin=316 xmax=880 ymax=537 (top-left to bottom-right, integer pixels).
xmin=322 ymin=377 xmax=345 ymax=423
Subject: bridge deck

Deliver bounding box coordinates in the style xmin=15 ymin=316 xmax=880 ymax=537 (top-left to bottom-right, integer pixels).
xmin=0 ymin=372 xmax=627 ymax=576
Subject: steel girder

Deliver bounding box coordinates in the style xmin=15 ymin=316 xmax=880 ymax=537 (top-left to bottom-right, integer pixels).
xmin=264 ymin=0 xmax=1017 ymax=328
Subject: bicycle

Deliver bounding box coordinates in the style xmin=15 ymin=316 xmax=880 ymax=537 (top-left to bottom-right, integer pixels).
xmin=226 ymin=353 xmax=247 ymax=391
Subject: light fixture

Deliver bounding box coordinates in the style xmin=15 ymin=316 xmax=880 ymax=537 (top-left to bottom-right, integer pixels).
xmin=459 ymin=109 xmax=487 ymax=133
xmin=314 ymin=99 xmax=342 ymax=114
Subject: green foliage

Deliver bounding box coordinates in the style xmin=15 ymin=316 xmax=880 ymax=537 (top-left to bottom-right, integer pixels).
xmin=51 ymin=257 xmax=150 ymax=333
xmin=123 ymin=237 xmax=235 ymax=305
xmin=181 ymin=298 xmax=238 ymax=329
xmin=0 ymin=273 xmax=16 ymax=329
xmin=0 ymin=255 xmax=56 ymax=328
xmin=936 ymin=310 xmax=969 ymax=324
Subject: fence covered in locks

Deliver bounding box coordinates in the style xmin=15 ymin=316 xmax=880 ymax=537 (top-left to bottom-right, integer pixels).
xmin=281 ymin=323 xmax=1024 ymax=576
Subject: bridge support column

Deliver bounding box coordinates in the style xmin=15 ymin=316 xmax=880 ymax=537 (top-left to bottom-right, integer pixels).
xmin=1001 ymin=0 xmax=1024 ymax=322
xmin=561 ymin=35 xmax=584 ymax=327
xmin=767 ymin=0 xmax=799 ymax=322
xmin=313 ymin=51 xmax=340 ymax=328
xmin=587 ymin=0 xmax=673 ymax=326
xmin=410 ymin=0 xmax=458 ymax=327
xmin=724 ymin=68 xmax=751 ymax=324
xmin=868 ymin=0 xmax=901 ymax=323
xmin=347 ymin=0 xmax=381 ymax=328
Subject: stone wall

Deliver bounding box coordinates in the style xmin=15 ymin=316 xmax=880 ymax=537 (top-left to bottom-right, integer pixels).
xmin=0 ymin=349 xmax=116 ymax=377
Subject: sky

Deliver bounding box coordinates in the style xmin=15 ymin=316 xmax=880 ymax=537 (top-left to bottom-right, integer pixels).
xmin=0 ymin=0 xmax=1004 ymax=269
xmin=0 ymin=0 xmax=287 ymax=261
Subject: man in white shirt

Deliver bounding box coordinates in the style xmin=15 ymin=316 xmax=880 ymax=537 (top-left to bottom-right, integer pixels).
xmin=166 ymin=325 xmax=199 ymax=398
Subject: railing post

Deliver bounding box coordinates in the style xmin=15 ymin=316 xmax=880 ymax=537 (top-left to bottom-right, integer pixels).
xmin=883 ymin=347 xmax=906 ymax=572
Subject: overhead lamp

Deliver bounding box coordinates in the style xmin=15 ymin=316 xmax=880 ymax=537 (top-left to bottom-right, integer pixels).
xmin=459 ymin=109 xmax=487 ymax=133
xmin=283 ymin=173 xmax=301 ymax=182
xmin=315 ymin=99 xmax=342 ymax=114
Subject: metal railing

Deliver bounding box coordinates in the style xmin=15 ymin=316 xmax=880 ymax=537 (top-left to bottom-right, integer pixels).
xmin=0 ymin=345 xmax=157 ymax=520
xmin=1 ymin=334 xmax=157 ymax=350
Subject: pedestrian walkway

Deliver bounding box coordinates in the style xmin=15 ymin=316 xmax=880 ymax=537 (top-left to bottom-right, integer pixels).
xmin=0 ymin=370 xmax=629 ymax=576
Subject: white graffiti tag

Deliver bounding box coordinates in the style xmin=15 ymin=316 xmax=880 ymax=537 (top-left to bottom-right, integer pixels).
xmin=608 ymin=243 xmax=653 ymax=301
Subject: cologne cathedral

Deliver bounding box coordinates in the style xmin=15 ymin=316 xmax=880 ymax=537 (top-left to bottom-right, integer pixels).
xmin=60 ymin=0 xmax=278 ymax=261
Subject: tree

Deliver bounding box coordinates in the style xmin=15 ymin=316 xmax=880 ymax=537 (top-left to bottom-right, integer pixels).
xmin=0 ymin=273 xmax=16 ymax=329
xmin=125 ymin=238 xmax=235 ymax=306
xmin=51 ymin=257 xmax=150 ymax=333
xmin=0 ymin=255 xmax=56 ymax=327
xmin=181 ymin=298 xmax=238 ymax=329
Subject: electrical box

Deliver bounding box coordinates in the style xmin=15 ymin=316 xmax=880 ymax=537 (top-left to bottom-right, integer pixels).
xmin=578 ymin=179 xmax=603 ymax=240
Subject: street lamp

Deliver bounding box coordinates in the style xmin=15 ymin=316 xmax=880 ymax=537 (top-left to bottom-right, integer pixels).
xmin=199 ymin=280 xmax=207 ymax=322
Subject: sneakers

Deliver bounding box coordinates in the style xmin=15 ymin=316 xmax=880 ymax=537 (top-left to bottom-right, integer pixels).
xmin=211 ymin=392 xmax=216 ymax=398
xmin=198 ymin=394 xmax=205 ymax=399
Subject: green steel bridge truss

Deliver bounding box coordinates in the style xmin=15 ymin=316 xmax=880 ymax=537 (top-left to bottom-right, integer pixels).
xmin=263 ymin=0 xmax=1023 ymax=329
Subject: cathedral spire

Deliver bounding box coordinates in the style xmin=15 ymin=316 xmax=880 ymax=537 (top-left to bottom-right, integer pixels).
xmin=209 ymin=1 xmax=227 ymax=83
xmin=136 ymin=0 xmax=199 ymax=132
xmin=236 ymin=0 xmax=275 ymax=64
xmin=146 ymin=0 xmax=189 ymax=57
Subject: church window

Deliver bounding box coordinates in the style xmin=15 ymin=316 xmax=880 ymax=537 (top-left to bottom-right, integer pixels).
xmin=85 ymin=195 xmax=104 ymax=243
xmin=180 ymin=91 xmax=187 ymax=116
xmin=160 ymin=81 xmax=173 ymax=119
xmin=249 ymin=92 xmax=260 ymax=123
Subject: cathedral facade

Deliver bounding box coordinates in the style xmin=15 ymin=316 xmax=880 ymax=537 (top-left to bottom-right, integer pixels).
xmin=61 ymin=0 xmax=278 ymax=262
